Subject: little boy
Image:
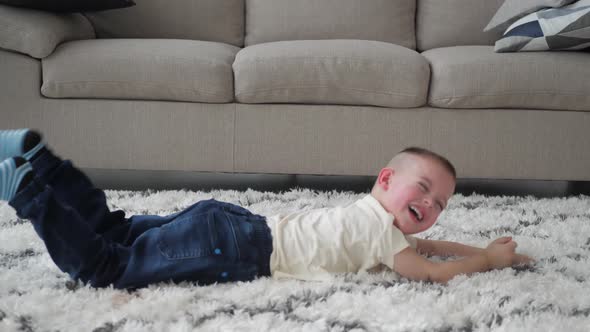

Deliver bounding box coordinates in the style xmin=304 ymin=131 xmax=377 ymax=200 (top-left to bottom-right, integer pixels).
xmin=0 ymin=129 xmax=532 ymax=289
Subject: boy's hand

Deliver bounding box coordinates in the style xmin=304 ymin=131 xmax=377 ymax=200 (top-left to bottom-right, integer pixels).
xmin=484 ymin=236 xmax=534 ymax=269
xmin=393 ymin=237 xmax=535 ymax=284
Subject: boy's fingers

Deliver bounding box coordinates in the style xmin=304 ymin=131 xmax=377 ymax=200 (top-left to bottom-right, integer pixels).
xmin=493 ymin=236 xmax=512 ymax=244
xmin=501 ymin=240 xmax=517 ymax=250
xmin=514 ymin=254 xmax=534 ymax=265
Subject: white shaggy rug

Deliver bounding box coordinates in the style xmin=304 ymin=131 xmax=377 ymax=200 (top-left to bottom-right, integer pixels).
xmin=1 ymin=189 xmax=590 ymax=332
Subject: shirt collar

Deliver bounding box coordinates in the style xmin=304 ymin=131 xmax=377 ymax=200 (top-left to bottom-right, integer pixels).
xmin=360 ymin=194 xmax=395 ymax=223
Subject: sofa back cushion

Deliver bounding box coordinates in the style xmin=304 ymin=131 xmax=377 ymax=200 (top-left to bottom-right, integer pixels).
xmin=245 ymin=0 xmax=416 ymax=49
xmin=84 ymin=0 xmax=245 ymax=47
xmin=417 ymin=0 xmax=505 ymax=51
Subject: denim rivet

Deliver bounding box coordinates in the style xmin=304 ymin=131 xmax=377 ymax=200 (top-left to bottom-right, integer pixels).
xmin=214 ymin=248 xmax=222 ymax=255
xmin=221 ymin=272 xmax=228 ymax=278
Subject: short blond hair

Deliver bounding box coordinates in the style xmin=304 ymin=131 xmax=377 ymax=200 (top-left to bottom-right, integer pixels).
xmin=388 ymin=147 xmax=456 ymax=179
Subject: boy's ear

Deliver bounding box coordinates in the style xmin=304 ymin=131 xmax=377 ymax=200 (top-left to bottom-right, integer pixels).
xmin=377 ymin=167 xmax=394 ymax=190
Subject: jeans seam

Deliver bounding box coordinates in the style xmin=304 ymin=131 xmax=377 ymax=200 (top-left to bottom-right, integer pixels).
xmin=224 ymin=211 xmax=242 ymax=262
xmin=224 ymin=211 xmax=241 ymax=261
xmin=207 ymin=212 xmax=218 ymax=250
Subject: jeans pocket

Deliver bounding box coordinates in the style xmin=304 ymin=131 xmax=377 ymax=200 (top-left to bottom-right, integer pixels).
xmin=157 ymin=212 xmax=217 ymax=259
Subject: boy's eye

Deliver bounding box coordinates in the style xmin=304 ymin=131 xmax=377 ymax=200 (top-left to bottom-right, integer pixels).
xmin=418 ymin=182 xmax=428 ymax=192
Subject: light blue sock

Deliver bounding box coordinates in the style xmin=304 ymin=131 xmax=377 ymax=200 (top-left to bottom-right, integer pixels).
xmin=0 ymin=158 xmax=33 ymax=201
xmin=0 ymin=129 xmax=44 ymax=161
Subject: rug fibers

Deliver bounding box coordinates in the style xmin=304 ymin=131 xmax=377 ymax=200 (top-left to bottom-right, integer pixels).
xmin=0 ymin=189 xmax=589 ymax=332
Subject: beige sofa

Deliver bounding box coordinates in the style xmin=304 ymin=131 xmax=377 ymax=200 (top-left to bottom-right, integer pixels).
xmin=1 ymin=0 xmax=589 ymax=185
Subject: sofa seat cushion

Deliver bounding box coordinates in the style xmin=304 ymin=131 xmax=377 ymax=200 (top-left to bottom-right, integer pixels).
xmin=423 ymin=46 xmax=590 ymax=111
xmin=42 ymin=39 xmax=240 ymax=103
xmin=233 ymin=40 xmax=430 ymax=108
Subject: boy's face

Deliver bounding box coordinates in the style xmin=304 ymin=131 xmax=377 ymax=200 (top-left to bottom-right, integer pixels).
xmin=375 ymin=155 xmax=455 ymax=235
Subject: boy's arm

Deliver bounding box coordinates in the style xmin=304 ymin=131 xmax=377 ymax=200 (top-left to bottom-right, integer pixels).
xmin=395 ymin=237 xmax=534 ymax=284
xmin=416 ymin=238 xmax=484 ymax=257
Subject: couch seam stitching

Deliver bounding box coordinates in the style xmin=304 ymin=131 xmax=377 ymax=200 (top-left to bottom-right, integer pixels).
xmin=432 ymin=91 xmax=590 ymax=101
xmin=43 ymin=81 xmax=227 ymax=97
xmin=236 ymin=86 xmax=420 ymax=97
xmin=236 ymin=56 xmax=416 ymax=63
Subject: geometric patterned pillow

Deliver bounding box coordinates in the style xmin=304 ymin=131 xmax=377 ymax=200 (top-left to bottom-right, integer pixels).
xmin=484 ymin=0 xmax=578 ymax=32
xmin=495 ymin=0 xmax=590 ymax=52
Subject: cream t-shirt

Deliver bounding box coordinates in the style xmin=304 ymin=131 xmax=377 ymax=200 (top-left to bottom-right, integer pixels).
xmin=266 ymin=194 xmax=417 ymax=280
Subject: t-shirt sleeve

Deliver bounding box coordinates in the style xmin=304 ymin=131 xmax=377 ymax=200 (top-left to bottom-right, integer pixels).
xmin=381 ymin=225 xmax=411 ymax=270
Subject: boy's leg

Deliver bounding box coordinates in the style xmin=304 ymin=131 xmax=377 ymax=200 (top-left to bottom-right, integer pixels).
xmin=31 ymin=148 xmax=191 ymax=244
xmin=0 ymin=129 xmax=201 ymax=244
xmin=1 ymin=130 xmax=273 ymax=288
xmin=9 ymin=182 xmax=268 ymax=289
xmin=7 ymin=165 xmax=130 ymax=287
xmin=30 ymin=148 xmax=130 ymax=239
xmin=2 ymin=158 xmax=209 ymax=288
xmin=5 ymin=165 xmax=272 ymax=288
xmin=0 ymin=129 xmax=126 ymax=237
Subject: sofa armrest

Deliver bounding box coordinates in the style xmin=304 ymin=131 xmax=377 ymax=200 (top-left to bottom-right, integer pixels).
xmin=0 ymin=4 xmax=95 ymax=59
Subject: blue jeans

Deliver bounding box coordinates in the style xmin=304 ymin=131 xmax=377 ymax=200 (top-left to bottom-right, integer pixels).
xmin=9 ymin=150 xmax=273 ymax=289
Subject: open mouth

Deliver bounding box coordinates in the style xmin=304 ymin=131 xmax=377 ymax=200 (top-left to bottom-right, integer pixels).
xmin=409 ymin=205 xmax=423 ymax=223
